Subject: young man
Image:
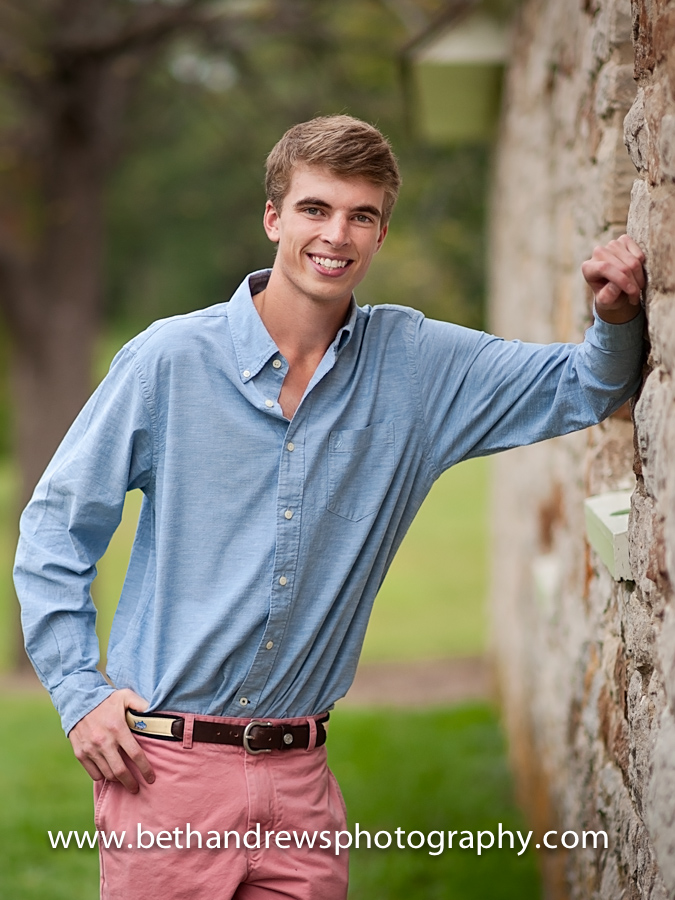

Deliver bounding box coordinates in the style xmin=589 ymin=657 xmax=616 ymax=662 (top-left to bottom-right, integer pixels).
xmin=15 ymin=115 xmax=645 ymax=899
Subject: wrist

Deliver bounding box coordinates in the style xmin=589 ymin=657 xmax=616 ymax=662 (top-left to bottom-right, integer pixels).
xmin=594 ymin=303 xmax=642 ymax=325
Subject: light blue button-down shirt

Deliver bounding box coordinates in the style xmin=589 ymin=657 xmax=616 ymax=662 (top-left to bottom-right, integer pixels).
xmin=14 ymin=271 xmax=644 ymax=734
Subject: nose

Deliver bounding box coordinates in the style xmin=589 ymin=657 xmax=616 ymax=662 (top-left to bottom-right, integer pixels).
xmin=321 ymin=214 xmax=349 ymax=248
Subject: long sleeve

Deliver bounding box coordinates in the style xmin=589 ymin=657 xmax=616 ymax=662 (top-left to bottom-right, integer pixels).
xmin=14 ymin=348 xmax=154 ymax=735
xmin=413 ymin=310 xmax=645 ymax=475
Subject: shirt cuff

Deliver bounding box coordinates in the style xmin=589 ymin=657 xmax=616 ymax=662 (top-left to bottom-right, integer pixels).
xmin=51 ymin=671 xmax=116 ymax=736
xmin=590 ymin=306 xmax=646 ymax=350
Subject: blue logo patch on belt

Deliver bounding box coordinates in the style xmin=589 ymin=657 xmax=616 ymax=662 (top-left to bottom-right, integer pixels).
xmin=134 ymin=720 xmax=147 ymax=730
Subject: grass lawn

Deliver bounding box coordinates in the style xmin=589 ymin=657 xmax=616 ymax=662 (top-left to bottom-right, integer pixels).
xmin=0 ymin=460 xmax=18 ymax=670
xmin=362 ymin=456 xmax=487 ymax=661
xmin=0 ymin=694 xmax=540 ymax=900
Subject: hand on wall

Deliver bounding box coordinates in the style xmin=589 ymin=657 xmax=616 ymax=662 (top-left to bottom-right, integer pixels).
xmin=581 ymin=235 xmax=646 ymax=324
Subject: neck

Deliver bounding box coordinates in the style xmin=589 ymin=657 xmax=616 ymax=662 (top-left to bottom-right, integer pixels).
xmin=253 ymin=268 xmax=351 ymax=364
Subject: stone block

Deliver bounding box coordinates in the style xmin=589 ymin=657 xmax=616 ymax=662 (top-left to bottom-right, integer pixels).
xmin=627 ymin=177 xmax=650 ymax=249
xmin=622 ymin=590 xmax=656 ymax=670
xmin=629 ymin=488 xmax=668 ymax=603
xmin=596 ymin=63 xmax=638 ymax=118
xmin=661 ymin=409 xmax=675 ymax=584
xmin=624 ymin=89 xmax=649 ymax=174
xmin=657 ymin=605 xmax=675 ymax=721
xmin=598 ymin=852 xmax=625 ymax=899
xmin=633 ymin=367 xmax=671 ymax=499
xmin=596 ymin=125 xmax=638 ymax=224
xmin=645 ymin=82 xmax=669 ymax=185
xmin=632 ymin=0 xmax=656 ymax=79
xmin=646 ymin=292 xmax=675 ymax=372
xmin=627 ymin=669 xmax=652 ymax=810
xmin=658 ymin=115 xmax=675 ymax=180
xmin=647 ymin=189 xmax=675 ymax=291
xmin=645 ymin=708 xmax=675 ymax=896
xmin=653 ymin=9 xmax=675 ymax=100
xmin=608 ymin=0 xmax=633 ymax=45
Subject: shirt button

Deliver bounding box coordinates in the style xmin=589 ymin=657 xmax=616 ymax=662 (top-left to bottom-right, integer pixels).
xmin=265 ymin=399 xmax=274 ymax=408
xmin=266 ymin=641 xmax=274 ymax=650
xmin=239 ymin=697 xmax=249 ymax=706
xmin=284 ymin=509 xmax=293 ymax=520
xmin=287 ymin=442 xmax=295 ymax=452
xmin=272 ymin=359 xmax=282 ymax=369
xmin=279 ymin=575 xmax=287 ymax=586
xmin=243 ymin=370 xmax=251 ymax=378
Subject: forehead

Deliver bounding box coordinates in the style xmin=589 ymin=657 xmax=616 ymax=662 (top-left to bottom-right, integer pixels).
xmin=283 ymin=164 xmax=385 ymax=213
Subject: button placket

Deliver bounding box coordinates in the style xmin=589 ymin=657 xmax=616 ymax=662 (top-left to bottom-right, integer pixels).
xmin=245 ymin=353 xmax=288 ymax=416
xmin=229 ymin=415 xmax=307 ymax=713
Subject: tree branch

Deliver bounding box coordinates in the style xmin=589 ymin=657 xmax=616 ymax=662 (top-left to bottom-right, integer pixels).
xmin=49 ymin=1 xmax=235 ymax=63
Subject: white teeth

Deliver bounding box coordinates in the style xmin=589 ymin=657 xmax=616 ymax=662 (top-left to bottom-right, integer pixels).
xmin=312 ymin=256 xmax=348 ymax=269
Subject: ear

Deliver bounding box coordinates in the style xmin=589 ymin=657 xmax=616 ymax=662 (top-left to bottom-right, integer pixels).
xmin=375 ymin=223 xmax=388 ymax=252
xmin=263 ymin=200 xmax=281 ymax=243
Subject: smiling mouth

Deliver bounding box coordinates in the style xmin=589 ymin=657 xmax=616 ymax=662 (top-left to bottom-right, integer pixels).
xmin=309 ymin=254 xmax=351 ymax=271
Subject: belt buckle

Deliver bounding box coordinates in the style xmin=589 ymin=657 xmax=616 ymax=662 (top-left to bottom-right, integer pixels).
xmin=243 ymin=720 xmax=274 ymax=755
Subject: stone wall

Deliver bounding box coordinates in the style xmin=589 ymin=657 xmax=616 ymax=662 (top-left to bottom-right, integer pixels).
xmin=489 ymin=0 xmax=675 ymax=896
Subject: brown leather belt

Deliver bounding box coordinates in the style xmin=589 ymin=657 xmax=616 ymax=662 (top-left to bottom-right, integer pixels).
xmin=126 ymin=710 xmax=329 ymax=755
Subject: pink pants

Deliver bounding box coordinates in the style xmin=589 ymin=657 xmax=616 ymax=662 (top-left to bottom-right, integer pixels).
xmin=94 ymin=712 xmax=349 ymax=900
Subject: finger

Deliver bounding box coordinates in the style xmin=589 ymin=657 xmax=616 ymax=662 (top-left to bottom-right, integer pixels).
xmin=584 ymin=258 xmax=641 ymax=299
xmin=617 ymin=233 xmax=645 ymax=262
xmin=118 ymin=731 xmax=155 ymax=785
xmin=596 ymin=281 xmax=625 ymax=306
xmin=119 ymin=689 xmax=151 ymax=715
xmin=596 ymin=279 xmax=641 ymax=307
xmin=77 ymin=756 xmax=105 ymax=782
xmin=101 ymin=748 xmax=141 ymax=794
xmin=71 ymin=740 xmax=122 ymax=785
xmin=606 ymin=239 xmax=646 ymax=291
xmin=70 ymin=724 xmax=141 ymax=792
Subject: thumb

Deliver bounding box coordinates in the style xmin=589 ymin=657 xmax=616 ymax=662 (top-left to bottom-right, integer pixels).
xmin=598 ymin=282 xmax=621 ymax=305
xmin=118 ymin=689 xmax=150 ymax=712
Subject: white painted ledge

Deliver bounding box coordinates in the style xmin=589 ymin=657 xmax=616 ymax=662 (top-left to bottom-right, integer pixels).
xmin=584 ymin=490 xmax=633 ymax=581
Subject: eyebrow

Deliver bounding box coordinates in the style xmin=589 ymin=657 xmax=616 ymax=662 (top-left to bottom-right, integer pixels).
xmin=293 ymin=196 xmax=382 ymax=221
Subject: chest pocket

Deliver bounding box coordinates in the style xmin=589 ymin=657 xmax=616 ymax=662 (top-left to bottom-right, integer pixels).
xmin=327 ymin=422 xmax=395 ymax=522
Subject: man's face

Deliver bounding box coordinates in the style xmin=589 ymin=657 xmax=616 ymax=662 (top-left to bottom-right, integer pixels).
xmin=263 ymin=164 xmax=388 ymax=307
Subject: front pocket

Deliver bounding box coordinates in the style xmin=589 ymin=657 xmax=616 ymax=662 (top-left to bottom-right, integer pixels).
xmin=326 ymin=422 xmax=395 ymax=522
xmin=94 ymin=779 xmax=112 ymax=832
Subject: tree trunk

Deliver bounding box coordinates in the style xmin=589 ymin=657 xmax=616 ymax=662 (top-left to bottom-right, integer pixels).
xmin=11 ymin=183 xmax=104 ymax=503
xmin=7 ymin=137 xmax=104 ymax=670
xmin=3 ymin=50 xmax=109 ymax=669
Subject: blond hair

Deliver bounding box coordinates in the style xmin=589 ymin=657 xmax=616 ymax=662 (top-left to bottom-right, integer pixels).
xmin=265 ymin=115 xmax=401 ymax=225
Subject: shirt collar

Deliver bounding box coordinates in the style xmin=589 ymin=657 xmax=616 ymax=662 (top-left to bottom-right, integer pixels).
xmin=228 ymin=270 xmax=358 ymax=383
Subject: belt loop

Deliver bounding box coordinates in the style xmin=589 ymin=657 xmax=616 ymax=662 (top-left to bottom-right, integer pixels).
xmin=305 ymin=716 xmax=317 ymax=752
xmin=182 ymin=714 xmax=194 ymax=750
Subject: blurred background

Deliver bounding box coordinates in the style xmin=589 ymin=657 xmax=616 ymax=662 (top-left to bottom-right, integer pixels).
xmin=0 ymin=1 xmax=539 ymax=897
